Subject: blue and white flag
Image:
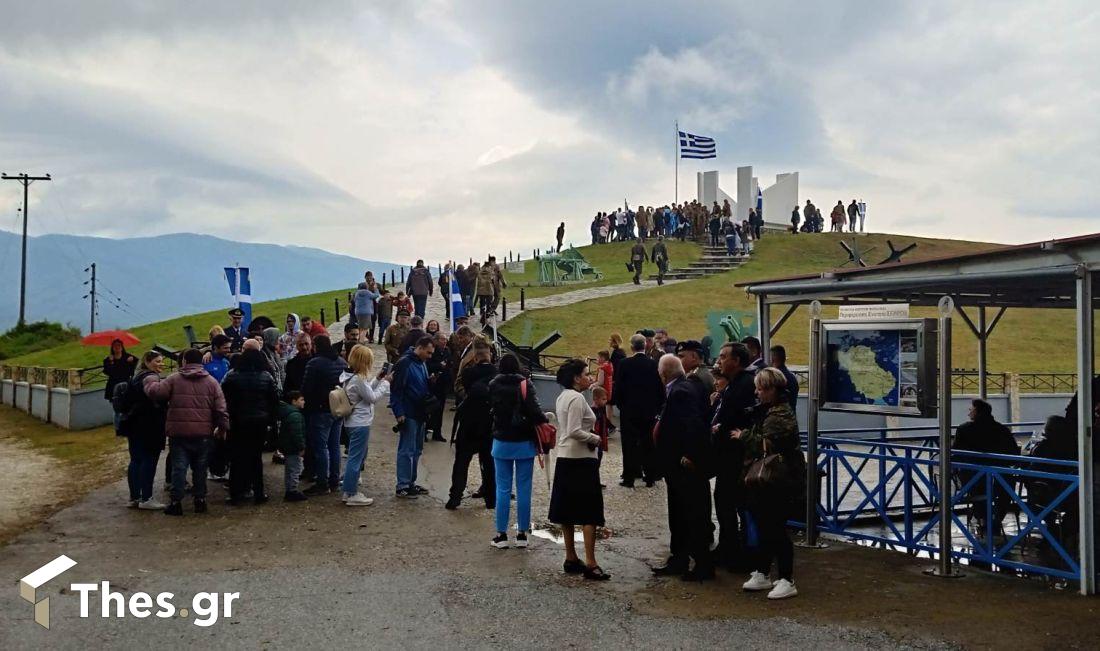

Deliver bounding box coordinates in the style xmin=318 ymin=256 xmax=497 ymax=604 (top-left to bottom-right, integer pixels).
xmin=224 ymin=266 xmax=252 ymax=330
xmin=679 ymin=131 xmax=716 ymax=159
xmin=449 ymin=270 xmax=466 ymax=322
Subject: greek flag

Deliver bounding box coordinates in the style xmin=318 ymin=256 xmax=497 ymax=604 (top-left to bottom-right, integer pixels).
xmin=679 ymin=131 xmax=716 ymax=159
xmin=449 ymin=271 xmax=466 ymax=320
xmin=224 ymin=266 xmax=252 ymax=330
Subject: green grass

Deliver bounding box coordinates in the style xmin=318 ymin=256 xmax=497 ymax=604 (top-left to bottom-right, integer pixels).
xmin=7 ymin=287 xmax=355 ymax=370
xmin=498 ymin=240 xmax=701 ymax=303
xmin=499 ymin=231 xmax=1091 ymax=373
xmin=0 ymin=321 xmax=82 ymax=360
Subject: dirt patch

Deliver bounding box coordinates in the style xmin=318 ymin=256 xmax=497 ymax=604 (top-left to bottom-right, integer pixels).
xmin=0 ymin=437 xmax=67 ymax=540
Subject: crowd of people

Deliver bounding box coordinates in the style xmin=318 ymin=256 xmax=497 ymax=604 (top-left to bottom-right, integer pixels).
xmin=589 ymin=200 xmax=766 ymax=254
xmin=790 ymin=199 xmax=865 ymax=234
xmin=104 ymin=287 xmax=813 ymax=600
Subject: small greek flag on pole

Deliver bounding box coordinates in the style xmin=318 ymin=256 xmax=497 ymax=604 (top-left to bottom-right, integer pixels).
xmin=450 ymin=268 xmax=466 ymax=320
xmin=679 ymin=131 xmax=716 ymax=159
xmin=224 ymin=265 xmax=252 ymax=330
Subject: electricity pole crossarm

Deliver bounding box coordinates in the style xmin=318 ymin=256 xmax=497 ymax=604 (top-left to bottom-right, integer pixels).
xmin=83 ymin=263 xmax=97 ymax=333
xmin=1 ymin=172 xmax=52 ymax=327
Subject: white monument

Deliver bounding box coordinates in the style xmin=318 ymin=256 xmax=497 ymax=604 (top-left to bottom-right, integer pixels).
xmin=696 ymin=166 xmax=799 ymax=225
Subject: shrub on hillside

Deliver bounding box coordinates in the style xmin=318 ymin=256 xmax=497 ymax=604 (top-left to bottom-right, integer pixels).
xmin=0 ymin=321 xmax=82 ymax=361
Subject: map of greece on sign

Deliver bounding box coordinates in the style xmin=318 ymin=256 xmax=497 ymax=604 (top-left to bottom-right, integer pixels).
xmin=825 ymin=329 xmax=919 ymax=409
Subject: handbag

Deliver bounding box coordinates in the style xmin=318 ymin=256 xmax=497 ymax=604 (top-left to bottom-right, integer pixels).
xmin=518 ymin=379 xmax=557 ymax=452
xmin=743 ymin=439 xmax=792 ymax=494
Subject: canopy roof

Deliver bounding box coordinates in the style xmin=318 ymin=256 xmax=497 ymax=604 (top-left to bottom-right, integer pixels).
xmin=740 ymin=232 xmax=1100 ymax=308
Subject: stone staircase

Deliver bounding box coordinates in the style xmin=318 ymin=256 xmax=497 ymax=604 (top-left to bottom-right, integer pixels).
xmin=649 ymin=244 xmax=749 ymax=280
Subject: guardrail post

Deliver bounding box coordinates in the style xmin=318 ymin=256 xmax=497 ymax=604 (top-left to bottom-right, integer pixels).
xmin=520 ymin=287 xmax=525 ymax=311
xmin=927 ymin=295 xmax=962 ymax=578
xmin=799 ymin=300 xmax=826 ymax=548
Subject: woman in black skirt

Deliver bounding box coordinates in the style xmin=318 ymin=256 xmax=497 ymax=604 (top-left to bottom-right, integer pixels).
xmin=549 ymin=359 xmax=610 ymax=581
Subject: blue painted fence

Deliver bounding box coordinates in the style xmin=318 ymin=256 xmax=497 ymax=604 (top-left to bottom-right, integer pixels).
xmin=793 ymin=424 xmax=1080 ymax=581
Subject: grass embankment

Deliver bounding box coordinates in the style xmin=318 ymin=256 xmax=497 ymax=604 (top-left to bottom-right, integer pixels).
xmin=499 ymin=240 xmax=701 ymax=303
xmin=500 ymin=232 xmax=1089 ymax=373
xmin=0 ymin=321 xmax=81 ymax=360
xmin=8 ymin=287 xmax=355 ymax=370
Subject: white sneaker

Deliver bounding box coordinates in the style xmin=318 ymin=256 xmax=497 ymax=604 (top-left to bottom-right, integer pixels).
xmin=341 ymin=492 xmax=352 ymax=502
xmin=127 ymin=499 xmax=139 ymax=508
xmin=345 ymin=493 xmax=374 ymax=506
xmin=514 ymin=532 xmax=529 ymax=548
xmin=767 ymin=578 xmax=798 ymax=600
xmin=138 ymin=499 xmax=166 ymax=510
xmin=742 ymin=571 xmax=772 ymax=592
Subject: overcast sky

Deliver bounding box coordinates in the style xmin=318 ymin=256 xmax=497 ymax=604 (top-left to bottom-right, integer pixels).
xmin=0 ymin=1 xmax=1096 ymax=264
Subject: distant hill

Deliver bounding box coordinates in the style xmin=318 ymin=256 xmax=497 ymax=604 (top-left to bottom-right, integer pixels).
xmin=0 ymin=231 xmax=406 ymax=332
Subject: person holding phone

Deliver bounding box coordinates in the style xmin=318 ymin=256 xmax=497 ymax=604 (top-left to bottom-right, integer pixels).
xmin=338 ymin=345 xmax=391 ymax=506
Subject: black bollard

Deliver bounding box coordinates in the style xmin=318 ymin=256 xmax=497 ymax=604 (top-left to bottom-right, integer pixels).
xmin=502 ymin=297 xmax=507 ymax=322
xmin=320 ymin=308 xmax=326 ymax=327
xmin=400 ymin=268 xmax=405 ymax=283
xmin=520 ymin=287 xmax=525 ymax=311
xmin=335 ymin=298 xmax=341 ymax=321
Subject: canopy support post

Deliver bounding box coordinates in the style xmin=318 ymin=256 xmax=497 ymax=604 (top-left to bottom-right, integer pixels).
xmin=927 ymin=296 xmax=962 ymax=578
xmin=1076 ymin=267 xmax=1095 ymax=595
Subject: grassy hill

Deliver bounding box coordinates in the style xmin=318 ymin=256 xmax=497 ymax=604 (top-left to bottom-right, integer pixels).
xmin=500 ymin=231 xmax=1088 ymax=374
xmin=498 ymin=240 xmax=700 ymax=303
xmin=6 ymin=287 xmax=354 ymax=370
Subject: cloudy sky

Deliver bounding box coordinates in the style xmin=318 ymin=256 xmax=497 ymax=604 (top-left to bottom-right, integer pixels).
xmin=0 ymin=1 xmax=1096 ymax=265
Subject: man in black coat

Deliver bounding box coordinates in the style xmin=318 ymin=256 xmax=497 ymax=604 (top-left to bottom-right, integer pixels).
xmin=221 ymin=348 xmax=279 ymax=504
xmin=953 ymin=399 xmax=1020 ymax=535
xmin=611 ymin=333 xmax=666 ymax=487
xmin=446 ymin=343 xmax=498 ymax=510
xmin=652 ymin=355 xmax=714 ymax=580
xmin=710 ymin=342 xmax=757 ymax=571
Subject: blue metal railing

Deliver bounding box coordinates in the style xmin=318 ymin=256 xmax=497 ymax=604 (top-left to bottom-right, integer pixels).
xmin=793 ymin=423 xmax=1080 ymax=581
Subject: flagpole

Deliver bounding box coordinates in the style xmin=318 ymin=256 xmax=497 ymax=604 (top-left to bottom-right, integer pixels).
xmin=674 ymin=119 xmax=679 ymax=205
xmin=448 ymin=262 xmax=455 ymax=334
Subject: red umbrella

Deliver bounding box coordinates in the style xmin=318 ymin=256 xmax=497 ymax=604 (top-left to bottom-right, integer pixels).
xmin=81 ymin=330 xmax=141 ymax=347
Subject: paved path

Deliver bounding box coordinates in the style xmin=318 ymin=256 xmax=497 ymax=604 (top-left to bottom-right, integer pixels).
xmin=329 ymin=279 xmax=685 ymax=341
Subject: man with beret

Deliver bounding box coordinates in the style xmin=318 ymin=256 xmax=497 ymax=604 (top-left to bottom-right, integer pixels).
xmin=224 ymin=308 xmax=246 ymax=352
xmin=383 ymin=310 xmax=412 ymax=363
xmin=677 ymin=340 xmax=715 ymax=395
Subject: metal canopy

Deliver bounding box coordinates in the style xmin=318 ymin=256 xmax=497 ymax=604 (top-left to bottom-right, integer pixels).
xmin=740 ymin=234 xmax=1100 ymax=309
xmin=739 ymin=232 xmax=1099 ymax=595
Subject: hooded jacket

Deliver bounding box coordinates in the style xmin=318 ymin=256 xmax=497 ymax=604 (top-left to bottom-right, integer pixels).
xmin=143 ymin=364 xmax=229 ymax=438
xmin=221 ymin=350 xmax=279 ymax=430
xmin=261 ymin=327 xmax=286 ymax=392
xmin=339 ymin=370 xmax=390 ymax=427
xmin=278 ymin=314 xmax=301 ymax=362
xmin=406 ymin=265 xmax=434 ymax=297
xmin=389 ymin=348 xmax=429 ymax=420
xmin=277 ymin=402 xmax=306 ymax=454
xmin=354 ymin=284 xmax=381 ymax=316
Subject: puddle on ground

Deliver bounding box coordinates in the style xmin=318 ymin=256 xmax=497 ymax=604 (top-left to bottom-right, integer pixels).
xmin=531 ymin=524 xmax=614 ymax=545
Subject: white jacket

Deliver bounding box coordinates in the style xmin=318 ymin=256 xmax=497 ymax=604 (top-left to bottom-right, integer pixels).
xmin=339 ymin=371 xmax=390 ymax=427
xmin=553 ymin=389 xmax=601 ymax=460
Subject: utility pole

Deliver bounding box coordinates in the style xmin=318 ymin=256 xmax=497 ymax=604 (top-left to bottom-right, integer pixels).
xmin=1 ymin=172 xmax=52 ymax=327
xmin=83 ymin=263 xmax=97 ymax=333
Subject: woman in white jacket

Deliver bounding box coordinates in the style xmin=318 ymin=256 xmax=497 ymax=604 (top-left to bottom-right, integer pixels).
xmin=339 ymin=345 xmax=390 ymax=506
xmin=549 ymin=358 xmax=610 ymax=581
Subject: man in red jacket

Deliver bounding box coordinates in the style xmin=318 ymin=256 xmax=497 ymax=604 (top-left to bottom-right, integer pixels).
xmin=144 ymin=348 xmax=230 ymax=516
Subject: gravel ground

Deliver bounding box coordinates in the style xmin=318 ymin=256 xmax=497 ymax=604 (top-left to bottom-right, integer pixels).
xmin=1 ymin=405 xmax=1096 ymax=649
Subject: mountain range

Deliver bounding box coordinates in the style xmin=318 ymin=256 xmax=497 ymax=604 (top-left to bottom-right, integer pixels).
xmin=0 ymin=230 xmax=406 ymax=332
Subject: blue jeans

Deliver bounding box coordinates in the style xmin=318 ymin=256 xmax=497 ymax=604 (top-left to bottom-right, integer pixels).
xmin=378 ymin=316 xmax=391 ymax=338
xmin=412 ymin=294 xmax=428 ymax=319
xmin=309 ymin=412 xmax=343 ymax=487
xmin=127 ymin=436 xmax=161 ymax=502
xmin=169 ymin=437 xmax=211 ymax=503
xmin=396 ymin=417 xmax=425 ymax=490
xmin=494 ymin=457 xmax=534 ymax=534
xmin=341 ymin=426 xmax=371 ymax=495
xmin=726 ymin=234 xmax=738 ymax=255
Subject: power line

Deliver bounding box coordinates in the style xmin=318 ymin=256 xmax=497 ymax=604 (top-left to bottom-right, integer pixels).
xmin=1 ymin=172 xmax=52 ymax=326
